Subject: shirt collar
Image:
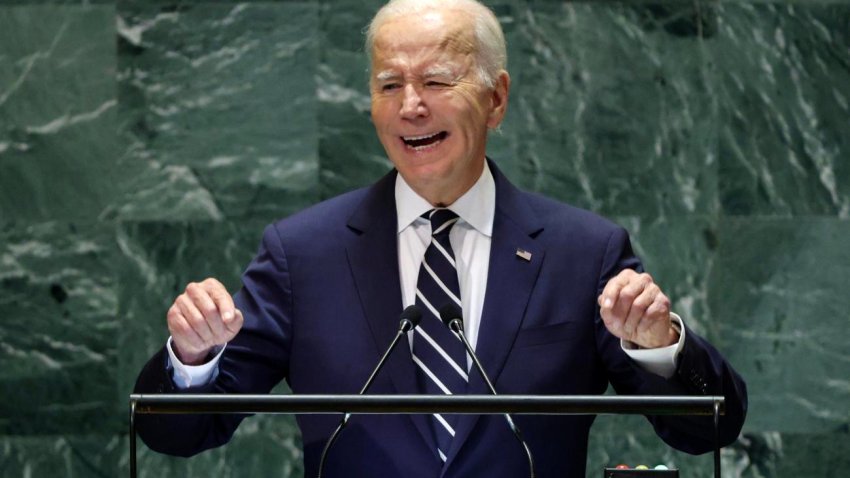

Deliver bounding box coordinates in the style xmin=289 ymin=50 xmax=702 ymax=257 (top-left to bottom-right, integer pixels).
xmin=395 ymin=161 xmax=495 ymax=237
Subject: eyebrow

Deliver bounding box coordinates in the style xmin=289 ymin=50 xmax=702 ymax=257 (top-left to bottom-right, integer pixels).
xmin=374 ymin=65 xmax=460 ymax=83
xmin=374 ymin=70 xmax=399 ymax=82
xmin=422 ymin=65 xmax=458 ymax=79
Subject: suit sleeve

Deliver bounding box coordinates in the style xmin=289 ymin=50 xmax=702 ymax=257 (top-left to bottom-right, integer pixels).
xmin=595 ymin=227 xmax=748 ymax=454
xmin=133 ymin=224 xmax=294 ymax=457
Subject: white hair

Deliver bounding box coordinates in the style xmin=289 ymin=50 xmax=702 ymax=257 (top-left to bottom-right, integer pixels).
xmin=365 ymin=0 xmax=507 ymax=88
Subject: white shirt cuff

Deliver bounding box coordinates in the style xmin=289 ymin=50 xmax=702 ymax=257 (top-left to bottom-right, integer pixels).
xmin=620 ymin=313 xmax=685 ymax=379
xmin=166 ymin=337 xmax=226 ymax=389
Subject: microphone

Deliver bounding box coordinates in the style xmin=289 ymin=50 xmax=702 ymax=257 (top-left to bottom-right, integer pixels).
xmin=316 ymin=305 xmax=422 ymax=478
xmin=439 ymin=304 xmax=536 ymax=478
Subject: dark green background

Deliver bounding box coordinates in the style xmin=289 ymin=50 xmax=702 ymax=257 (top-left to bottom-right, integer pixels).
xmin=1 ymin=1 xmax=848 ymax=476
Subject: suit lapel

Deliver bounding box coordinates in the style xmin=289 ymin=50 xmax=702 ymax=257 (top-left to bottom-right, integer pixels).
xmin=345 ymin=170 xmax=438 ymax=453
xmin=442 ymin=162 xmax=545 ymax=472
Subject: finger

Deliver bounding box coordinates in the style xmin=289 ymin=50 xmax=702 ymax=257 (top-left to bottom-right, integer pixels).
xmin=176 ymin=293 xmax=215 ymax=344
xmin=644 ymin=292 xmax=670 ymax=320
xmin=167 ymin=305 xmax=206 ymax=355
xmin=631 ymin=292 xmax=676 ymax=348
xmin=606 ymin=272 xmax=655 ymax=339
xmin=598 ymin=274 xmax=633 ymax=337
xmin=200 ymin=277 xmax=228 ymax=300
xmin=616 ymin=272 xmax=654 ymax=317
xmin=198 ymin=278 xmax=237 ymax=337
xmin=207 ymin=285 xmax=238 ymax=333
xmin=185 ymin=283 xmax=228 ymax=341
xmin=622 ymin=284 xmax=658 ymax=337
xmin=635 ymin=292 xmax=671 ymax=336
xmin=229 ymin=308 xmax=244 ymax=335
xmin=598 ymin=289 xmax=624 ymax=334
xmin=598 ymin=269 xmax=636 ymax=309
xmin=599 ymin=270 xmax=635 ymax=328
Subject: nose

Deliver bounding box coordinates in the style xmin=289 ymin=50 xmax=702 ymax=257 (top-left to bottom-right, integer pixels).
xmin=399 ymin=84 xmax=428 ymax=119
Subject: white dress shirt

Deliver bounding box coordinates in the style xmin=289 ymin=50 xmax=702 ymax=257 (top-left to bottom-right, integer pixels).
xmin=168 ymin=162 xmax=685 ymax=388
xmin=394 ymin=161 xmax=495 ymax=358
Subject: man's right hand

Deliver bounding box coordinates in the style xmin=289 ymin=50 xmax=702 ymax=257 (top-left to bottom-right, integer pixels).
xmin=167 ymin=278 xmax=244 ymax=365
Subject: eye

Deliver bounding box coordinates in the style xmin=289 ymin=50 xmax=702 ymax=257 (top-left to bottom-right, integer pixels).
xmin=381 ymin=83 xmax=401 ymax=92
xmin=426 ymin=81 xmax=450 ymax=88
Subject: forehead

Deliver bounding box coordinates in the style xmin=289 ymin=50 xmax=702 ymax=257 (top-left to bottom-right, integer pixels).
xmin=371 ymin=9 xmax=477 ymax=70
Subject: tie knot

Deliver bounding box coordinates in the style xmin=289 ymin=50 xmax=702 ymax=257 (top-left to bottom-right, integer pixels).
xmin=425 ymin=208 xmax=459 ymax=237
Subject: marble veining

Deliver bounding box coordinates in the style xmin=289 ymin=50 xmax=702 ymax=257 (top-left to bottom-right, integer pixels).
xmin=1 ymin=1 xmax=848 ymax=476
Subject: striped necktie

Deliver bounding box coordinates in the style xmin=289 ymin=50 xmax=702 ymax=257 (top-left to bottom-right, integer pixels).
xmin=411 ymin=208 xmax=469 ymax=464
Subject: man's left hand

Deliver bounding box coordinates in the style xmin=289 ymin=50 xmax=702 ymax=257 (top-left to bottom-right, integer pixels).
xmin=598 ymin=269 xmax=679 ymax=349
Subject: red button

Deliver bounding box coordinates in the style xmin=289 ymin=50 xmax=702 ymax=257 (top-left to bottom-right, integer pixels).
xmin=615 ymin=464 xmax=630 ymax=469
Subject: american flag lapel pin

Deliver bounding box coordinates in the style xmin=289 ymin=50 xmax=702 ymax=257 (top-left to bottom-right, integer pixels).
xmin=515 ymin=248 xmax=532 ymax=262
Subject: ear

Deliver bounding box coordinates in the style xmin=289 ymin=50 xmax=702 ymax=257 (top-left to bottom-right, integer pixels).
xmin=486 ymin=70 xmax=510 ymax=129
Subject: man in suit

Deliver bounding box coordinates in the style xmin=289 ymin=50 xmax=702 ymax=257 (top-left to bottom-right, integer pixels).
xmin=134 ymin=0 xmax=747 ymax=476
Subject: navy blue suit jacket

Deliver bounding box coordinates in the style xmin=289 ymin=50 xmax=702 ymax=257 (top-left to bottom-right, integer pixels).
xmin=135 ymin=161 xmax=747 ymax=477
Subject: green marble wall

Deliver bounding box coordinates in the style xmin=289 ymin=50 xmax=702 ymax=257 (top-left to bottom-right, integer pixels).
xmin=1 ymin=1 xmax=848 ymax=477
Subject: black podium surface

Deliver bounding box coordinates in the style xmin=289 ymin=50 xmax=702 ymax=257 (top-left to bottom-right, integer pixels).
xmin=129 ymin=394 xmax=724 ymax=478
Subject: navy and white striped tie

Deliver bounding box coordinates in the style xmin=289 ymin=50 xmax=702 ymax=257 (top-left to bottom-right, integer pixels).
xmin=412 ymin=208 xmax=468 ymax=464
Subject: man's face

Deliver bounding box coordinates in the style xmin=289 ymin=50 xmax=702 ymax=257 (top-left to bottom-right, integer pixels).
xmin=370 ymin=9 xmax=508 ymax=205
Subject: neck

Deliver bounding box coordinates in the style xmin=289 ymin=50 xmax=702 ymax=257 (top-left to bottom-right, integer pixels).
xmin=409 ymin=161 xmax=486 ymax=207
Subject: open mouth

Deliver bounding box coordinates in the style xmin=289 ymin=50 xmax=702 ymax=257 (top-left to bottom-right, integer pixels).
xmin=401 ymin=131 xmax=448 ymax=151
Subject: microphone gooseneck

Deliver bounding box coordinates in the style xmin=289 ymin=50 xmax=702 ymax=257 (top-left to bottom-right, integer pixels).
xmin=438 ymin=304 xmax=536 ymax=478
xmin=317 ymin=305 xmax=422 ymax=478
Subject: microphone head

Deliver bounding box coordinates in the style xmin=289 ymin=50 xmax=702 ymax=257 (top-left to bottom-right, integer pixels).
xmin=399 ymin=305 xmax=422 ymax=332
xmin=438 ymin=304 xmax=463 ymax=330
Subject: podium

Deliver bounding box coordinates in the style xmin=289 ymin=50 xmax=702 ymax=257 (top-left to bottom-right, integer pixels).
xmin=129 ymin=394 xmax=725 ymax=478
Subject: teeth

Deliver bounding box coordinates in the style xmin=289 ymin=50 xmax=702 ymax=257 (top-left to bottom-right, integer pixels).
xmin=403 ymin=132 xmax=440 ymax=141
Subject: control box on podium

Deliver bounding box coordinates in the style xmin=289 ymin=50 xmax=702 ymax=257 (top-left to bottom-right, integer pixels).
xmin=604 ymin=468 xmax=679 ymax=477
